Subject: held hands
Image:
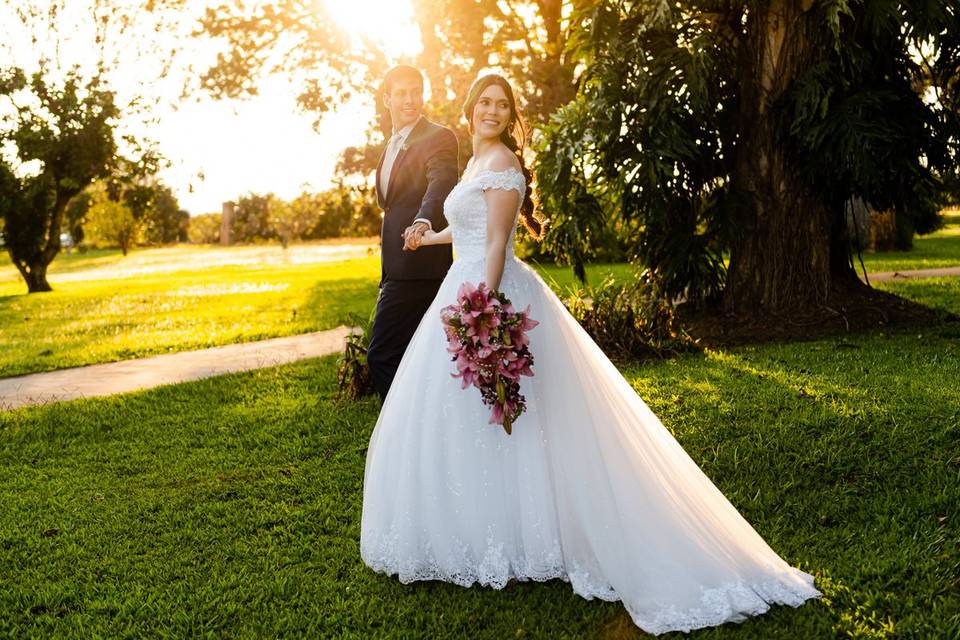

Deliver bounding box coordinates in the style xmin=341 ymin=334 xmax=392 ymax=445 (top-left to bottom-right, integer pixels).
xmin=402 ymin=221 xmax=430 ymax=251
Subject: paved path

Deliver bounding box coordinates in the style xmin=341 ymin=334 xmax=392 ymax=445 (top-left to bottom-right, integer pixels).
xmin=0 ymin=327 xmax=354 ymax=411
xmin=865 ymin=266 xmax=960 ymax=282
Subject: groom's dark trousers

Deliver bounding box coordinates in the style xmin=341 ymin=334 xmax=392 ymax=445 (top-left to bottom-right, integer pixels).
xmin=367 ymin=117 xmax=458 ymax=401
xmin=367 ymin=279 xmax=443 ymax=400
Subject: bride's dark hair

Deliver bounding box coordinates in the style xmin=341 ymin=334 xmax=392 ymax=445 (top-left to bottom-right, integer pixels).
xmin=462 ymin=74 xmax=542 ymax=239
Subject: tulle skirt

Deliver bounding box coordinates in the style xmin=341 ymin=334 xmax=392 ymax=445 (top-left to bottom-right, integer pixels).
xmin=360 ymin=255 xmax=819 ymax=635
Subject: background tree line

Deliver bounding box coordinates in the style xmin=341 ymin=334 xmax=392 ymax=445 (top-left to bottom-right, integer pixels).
xmin=65 ymin=180 xmax=189 ymax=253
xmin=54 ymin=180 xmax=381 ymax=250
xmin=188 ymin=185 xmax=381 ymax=245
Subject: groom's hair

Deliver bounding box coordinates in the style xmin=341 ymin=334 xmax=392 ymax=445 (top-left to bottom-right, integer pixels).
xmin=383 ymin=65 xmax=424 ymax=95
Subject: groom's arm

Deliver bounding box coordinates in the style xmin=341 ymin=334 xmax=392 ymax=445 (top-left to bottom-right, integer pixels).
xmin=413 ymin=128 xmax=459 ymax=232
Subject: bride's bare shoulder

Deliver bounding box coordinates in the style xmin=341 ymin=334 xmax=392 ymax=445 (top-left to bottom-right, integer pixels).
xmin=466 ymin=145 xmax=522 ymax=179
xmin=487 ymin=145 xmax=522 ymax=173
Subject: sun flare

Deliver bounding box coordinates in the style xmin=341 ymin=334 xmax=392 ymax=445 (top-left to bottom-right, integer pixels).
xmin=325 ymin=0 xmax=422 ymax=59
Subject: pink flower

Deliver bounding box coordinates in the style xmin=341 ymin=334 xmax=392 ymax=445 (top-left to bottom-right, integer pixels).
xmin=440 ymin=281 xmax=538 ymax=435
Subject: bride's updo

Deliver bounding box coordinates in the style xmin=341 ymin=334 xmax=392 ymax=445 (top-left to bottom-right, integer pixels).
xmin=463 ymin=74 xmax=542 ymax=239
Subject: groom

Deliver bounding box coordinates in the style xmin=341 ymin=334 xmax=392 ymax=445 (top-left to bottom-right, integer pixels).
xmin=366 ymin=65 xmax=459 ymax=401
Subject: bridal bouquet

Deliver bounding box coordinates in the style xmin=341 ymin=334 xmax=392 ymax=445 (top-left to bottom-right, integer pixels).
xmin=440 ymin=281 xmax=539 ymax=435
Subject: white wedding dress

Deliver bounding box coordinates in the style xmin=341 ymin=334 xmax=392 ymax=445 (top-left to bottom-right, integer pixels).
xmin=360 ymin=168 xmax=820 ymax=634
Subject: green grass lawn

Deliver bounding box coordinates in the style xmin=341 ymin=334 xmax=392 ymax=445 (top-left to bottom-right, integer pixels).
xmin=1 ymin=302 xmax=958 ymax=637
xmin=860 ymin=215 xmax=960 ymax=273
xmin=0 ymin=245 xmax=631 ymax=378
xmin=0 ymin=239 xmax=382 ymax=281
xmin=0 ymin=256 xmax=380 ymax=378
xmin=1 ymin=244 xmax=958 ymax=637
xmin=876 ymin=276 xmax=960 ymax=316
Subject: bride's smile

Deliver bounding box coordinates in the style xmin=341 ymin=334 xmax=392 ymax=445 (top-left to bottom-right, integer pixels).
xmin=471 ymin=86 xmax=512 ymax=140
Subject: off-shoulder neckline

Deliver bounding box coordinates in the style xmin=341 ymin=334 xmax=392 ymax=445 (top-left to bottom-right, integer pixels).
xmin=460 ymin=166 xmax=524 ymax=186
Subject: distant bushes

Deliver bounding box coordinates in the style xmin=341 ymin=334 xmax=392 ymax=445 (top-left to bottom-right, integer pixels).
xmin=187 ymin=213 xmax=221 ymax=244
xmin=69 ymin=181 xmax=382 ymax=251
xmin=78 ymin=181 xmax=189 ymax=254
xmin=220 ymin=185 xmax=381 ymax=246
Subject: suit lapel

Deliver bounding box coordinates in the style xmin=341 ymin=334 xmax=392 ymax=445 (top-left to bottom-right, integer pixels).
xmin=385 ymin=117 xmax=430 ymax=206
xmin=375 ymin=145 xmax=387 ymax=209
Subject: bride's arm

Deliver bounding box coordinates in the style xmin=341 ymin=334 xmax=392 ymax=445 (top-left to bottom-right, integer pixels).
xmin=483 ymin=188 xmax=520 ymax=291
xmin=415 ymin=225 xmax=453 ymax=247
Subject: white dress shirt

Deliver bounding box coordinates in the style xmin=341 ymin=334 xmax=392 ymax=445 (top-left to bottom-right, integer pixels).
xmin=380 ymin=117 xmax=420 ymax=199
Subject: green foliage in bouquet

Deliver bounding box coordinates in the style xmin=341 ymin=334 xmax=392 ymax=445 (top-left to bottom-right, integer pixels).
xmin=335 ymin=312 xmax=376 ymax=401
xmin=566 ymin=271 xmax=700 ymax=362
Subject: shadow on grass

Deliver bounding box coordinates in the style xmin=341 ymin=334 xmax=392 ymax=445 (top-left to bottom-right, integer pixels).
xmin=300 ymin=274 xmax=379 ymax=327
xmin=877 ymin=277 xmax=960 ymax=317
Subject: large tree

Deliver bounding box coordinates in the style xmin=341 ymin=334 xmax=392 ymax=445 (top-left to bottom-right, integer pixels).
xmin=0 ymin=69 xmax=121 ymax=291
xmin=0 ymin=0 xmax=184 ymax=292
xmin=537 ymin=0 xmax=960 ymax=315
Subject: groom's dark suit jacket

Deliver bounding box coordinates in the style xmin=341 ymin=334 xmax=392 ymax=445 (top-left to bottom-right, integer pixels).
xmin=375 ymin=117 xmax=458 ymax=283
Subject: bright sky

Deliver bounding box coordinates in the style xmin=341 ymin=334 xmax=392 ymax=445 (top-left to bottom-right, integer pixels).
xmin=0 ymin=0 xmax=423 ymax=215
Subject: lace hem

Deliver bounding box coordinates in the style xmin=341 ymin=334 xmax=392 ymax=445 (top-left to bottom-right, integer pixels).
xmin=360 ymin=534 xmax=820 ymax=636
xmin=627 ymin=572 xmax=820 ymax=635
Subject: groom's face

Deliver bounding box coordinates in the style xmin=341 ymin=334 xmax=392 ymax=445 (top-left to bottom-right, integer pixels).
xmin=384 ymin=78 xmax=424 ymax=132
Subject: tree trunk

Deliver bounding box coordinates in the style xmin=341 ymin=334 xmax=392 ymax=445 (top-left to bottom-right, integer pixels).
xmin=530 ymin=0 xmax=575 ymax=118
xmin=413 ymin=0 xmax=444 ymax=102
xmin=724 ymin=0 xmax=861 ymax=314
xmin=893 ymin=211 xmax=915 ymax=250
xmin=8 ymin=193 xmax=65 ymax=293
xmin=829 ymin=197 xmax=867 ymax=290
xmin=13 ymin=256 xmax=52 ymax=293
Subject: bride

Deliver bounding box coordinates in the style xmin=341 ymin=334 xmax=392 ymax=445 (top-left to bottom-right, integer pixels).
xmin=359 ymin=73 xmax=820 ymax=635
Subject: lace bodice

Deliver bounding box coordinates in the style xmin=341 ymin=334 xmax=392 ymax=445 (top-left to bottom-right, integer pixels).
xmin=442 ymin=167 xmax=526 ymax=262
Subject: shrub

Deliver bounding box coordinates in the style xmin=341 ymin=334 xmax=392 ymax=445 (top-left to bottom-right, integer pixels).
xmin=566 ymin=271 xmax=700 ymax=362
xmin=187 ymin=213 xmax=221 ymax=244
xmin=336 ymin=312 xmax=376 ymax=401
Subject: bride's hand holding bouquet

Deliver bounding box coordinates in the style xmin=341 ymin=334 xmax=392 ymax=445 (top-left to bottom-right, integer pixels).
xmin=440 ymin=281 xmax=538 ymax=434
